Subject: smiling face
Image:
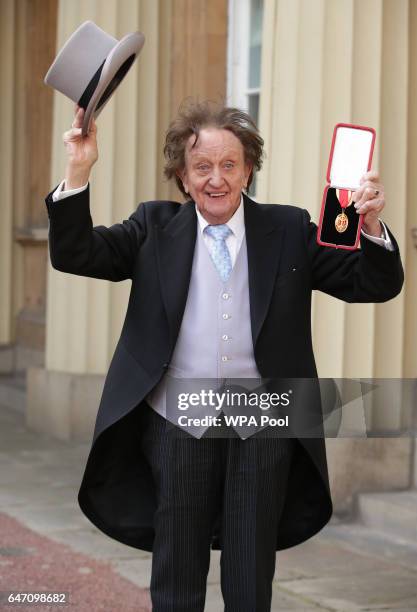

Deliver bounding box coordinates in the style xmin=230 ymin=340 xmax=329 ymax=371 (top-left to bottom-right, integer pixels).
xmin=178 ymin=127 xmax=253 ymax=224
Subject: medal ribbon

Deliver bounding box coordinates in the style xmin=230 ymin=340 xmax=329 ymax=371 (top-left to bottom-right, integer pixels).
xmin=338 ymin=189 xmax=351 ymax=208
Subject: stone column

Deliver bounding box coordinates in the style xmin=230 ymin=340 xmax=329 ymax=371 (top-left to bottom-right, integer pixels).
xmin=0 ymin=0 xmax=57 ymax=372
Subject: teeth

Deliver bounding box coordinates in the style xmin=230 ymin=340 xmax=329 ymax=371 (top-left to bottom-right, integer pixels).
xmin=209 ymin=193 xmax=226 ymax=197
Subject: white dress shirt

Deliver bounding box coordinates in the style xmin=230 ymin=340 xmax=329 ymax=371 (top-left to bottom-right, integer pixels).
xmin=52 ymin=180 xmax=394 ymax=251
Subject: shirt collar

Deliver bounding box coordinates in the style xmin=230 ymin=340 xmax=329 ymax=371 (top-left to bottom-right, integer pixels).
xmin=195 ymin=193 xmax=245 ymax=240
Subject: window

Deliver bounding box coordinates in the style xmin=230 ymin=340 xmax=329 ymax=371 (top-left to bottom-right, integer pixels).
xmin=227 ymin=0 xmax=264 ymax=195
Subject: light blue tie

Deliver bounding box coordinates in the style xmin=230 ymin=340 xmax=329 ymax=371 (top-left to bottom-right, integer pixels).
xmin=204 ymin=224 xmax=233 ymax=282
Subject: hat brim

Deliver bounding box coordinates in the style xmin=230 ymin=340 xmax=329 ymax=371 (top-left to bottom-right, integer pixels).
xmin=81 ymin=31 xmax=145 ymax=136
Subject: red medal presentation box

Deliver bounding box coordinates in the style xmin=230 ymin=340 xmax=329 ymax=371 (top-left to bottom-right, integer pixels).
xmin=317 ymin=123 xmax=376 ymax=250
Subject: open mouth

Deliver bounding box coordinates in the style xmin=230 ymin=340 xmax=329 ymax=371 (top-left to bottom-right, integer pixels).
xmin=207 ymin=192 xmax=227 ymax=198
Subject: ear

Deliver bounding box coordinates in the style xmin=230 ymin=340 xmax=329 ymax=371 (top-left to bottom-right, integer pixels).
xmin=244 ymin=162 xmax=253 ymax=189
xmin=176 ymin=168 xmax=188 ymax=194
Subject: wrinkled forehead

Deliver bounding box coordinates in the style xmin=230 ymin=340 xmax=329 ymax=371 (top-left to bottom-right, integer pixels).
xmin=185 ymin=127 xmax=245 ymax=160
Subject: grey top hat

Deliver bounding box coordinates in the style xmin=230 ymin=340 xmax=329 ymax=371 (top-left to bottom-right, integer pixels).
xmin=44 ymin=21 xmax=145 ymax=135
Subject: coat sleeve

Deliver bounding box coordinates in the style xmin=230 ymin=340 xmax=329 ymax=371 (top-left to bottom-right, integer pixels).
xmin=301 ymin=208 xmax=404 ymax=303
xmin=44 ymin=183 xmax=146 ymax=282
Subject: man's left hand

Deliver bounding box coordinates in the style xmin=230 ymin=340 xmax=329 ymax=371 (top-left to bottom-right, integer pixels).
xmin=352 ymin=170 xmax=385 ymax=237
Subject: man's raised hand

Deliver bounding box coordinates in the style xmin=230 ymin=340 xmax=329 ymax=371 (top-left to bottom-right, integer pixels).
xmin=63 ymin=105 xmax=98 ymax=189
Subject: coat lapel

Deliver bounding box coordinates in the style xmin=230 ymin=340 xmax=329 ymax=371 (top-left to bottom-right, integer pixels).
xmin=155 ymin=201 xmax=197 ymax=347
xmin=243 ymin=193 xmax=285 ymax=347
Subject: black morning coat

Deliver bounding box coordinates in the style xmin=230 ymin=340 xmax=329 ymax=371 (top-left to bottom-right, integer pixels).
xmin=44 ymin=186 xmax=404 ymax=552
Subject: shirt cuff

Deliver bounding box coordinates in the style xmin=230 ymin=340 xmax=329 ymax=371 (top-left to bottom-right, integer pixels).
xmin=360 ymin=219 xmax=394 ymax=251
xmin=52 ymin=179 xmax=89 ymax=202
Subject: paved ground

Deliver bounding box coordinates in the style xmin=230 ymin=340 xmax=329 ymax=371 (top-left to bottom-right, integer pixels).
xmin=0 ymin=404 xmax=416 ymax=612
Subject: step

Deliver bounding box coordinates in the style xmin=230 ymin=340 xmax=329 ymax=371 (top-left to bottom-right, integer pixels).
xmin=356 ymin=490 xmax=417 ymax=543
xmin=321 ymin=519 xmax=417 ymax=571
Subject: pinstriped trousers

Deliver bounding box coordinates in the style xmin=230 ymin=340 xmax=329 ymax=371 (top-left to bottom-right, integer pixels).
xmin=139 ymin=401 xmax=296 ymax=612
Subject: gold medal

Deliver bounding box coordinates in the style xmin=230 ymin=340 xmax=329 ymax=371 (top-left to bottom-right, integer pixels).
xmin=335 ymin=211 xmax=348 ymax=233
xmin=334 ymin=189 xmax=353 ymax=233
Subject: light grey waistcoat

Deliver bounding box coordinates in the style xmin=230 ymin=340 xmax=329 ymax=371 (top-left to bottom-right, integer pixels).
xmin=146 ymin=222 xmax=261 ymax=437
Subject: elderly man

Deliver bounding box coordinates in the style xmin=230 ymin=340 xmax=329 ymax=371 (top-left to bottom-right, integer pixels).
xmin=45 ymin=102 xmax=404 ymax=612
